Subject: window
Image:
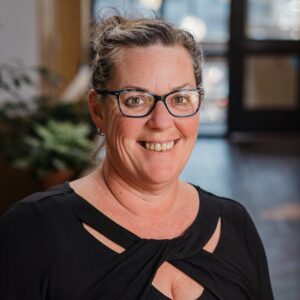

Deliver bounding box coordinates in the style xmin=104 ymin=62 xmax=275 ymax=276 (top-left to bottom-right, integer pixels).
xmin=247 ymin=0 xmax=300 ymax=40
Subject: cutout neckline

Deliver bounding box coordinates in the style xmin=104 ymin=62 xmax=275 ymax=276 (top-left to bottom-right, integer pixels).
xmin=63 ymin=181 xmax=221 ymax=248
xmin=60 ymin=182 xmax=221 ymax=300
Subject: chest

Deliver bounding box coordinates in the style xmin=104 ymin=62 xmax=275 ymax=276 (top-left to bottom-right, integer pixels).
xmin=51 ymin=213 xmax=258 ymax=300
xmin=152 ymin=262 xmax=205 ymax=299
xmin=80 ymin=217 xmax=221 ymax=299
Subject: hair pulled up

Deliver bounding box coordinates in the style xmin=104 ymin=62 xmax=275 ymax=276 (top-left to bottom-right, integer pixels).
xmin=90 ymin=14 xmax=204 ymax=90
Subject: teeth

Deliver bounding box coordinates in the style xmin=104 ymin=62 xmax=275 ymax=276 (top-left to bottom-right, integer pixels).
xmin=144 ymin=141 xmax=175 ymax=152
xmin=155 ymin=143 xmax=161 ymax=151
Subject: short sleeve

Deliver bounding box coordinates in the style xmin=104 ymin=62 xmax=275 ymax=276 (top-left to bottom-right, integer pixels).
xmin=0 ymin=203 xmax=52 ymax=299
xmin=244 ymin=209 xmax=274 ymax=300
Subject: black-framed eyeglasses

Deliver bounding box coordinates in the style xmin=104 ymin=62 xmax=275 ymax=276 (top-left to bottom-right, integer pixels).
xmin=95 ymin=87 xmax=205 ymax=118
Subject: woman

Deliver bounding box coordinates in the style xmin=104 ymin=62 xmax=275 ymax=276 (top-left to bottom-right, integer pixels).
xmin=0 ymin=15 xmax=274 ymax=299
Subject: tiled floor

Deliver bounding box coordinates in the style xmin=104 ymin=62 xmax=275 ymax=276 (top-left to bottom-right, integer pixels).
xmin=180 ymin=138 xmax=300 ymax=300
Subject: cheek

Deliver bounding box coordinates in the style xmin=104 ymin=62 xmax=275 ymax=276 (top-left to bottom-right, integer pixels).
xmin=104 ymin=112 xmax=143 ymax=150
xmin=179 ymin=114 xmax=200 ymax=139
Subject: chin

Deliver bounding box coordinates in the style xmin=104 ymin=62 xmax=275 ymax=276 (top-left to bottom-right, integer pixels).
xmin=139 ymin=164 xmax=181 ymax=185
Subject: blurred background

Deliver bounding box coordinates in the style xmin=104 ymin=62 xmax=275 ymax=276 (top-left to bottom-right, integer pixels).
xmin=0 ymin=0 xmax=299 ymax=299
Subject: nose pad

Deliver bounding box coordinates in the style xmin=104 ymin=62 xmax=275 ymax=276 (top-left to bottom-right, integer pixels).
xmin=147 ymin=100 xmax=173 ymax=129
xmin=151 ymin=100 xmax=170 ymax=116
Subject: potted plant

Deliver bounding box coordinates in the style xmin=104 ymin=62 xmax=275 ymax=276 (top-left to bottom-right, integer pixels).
xmin=13 ymin=119 xmax=91 ymax=188
xmin=0 ymin=62 xmax=93 ymax=189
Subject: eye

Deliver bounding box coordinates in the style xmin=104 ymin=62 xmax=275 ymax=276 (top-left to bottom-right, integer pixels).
xmin=172 ymin=95 xmax=190 ymax=105
xmin=124 ymin=96 xmax=146 ymax=106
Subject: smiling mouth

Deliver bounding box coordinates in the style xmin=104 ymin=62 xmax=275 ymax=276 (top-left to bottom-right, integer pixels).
xmin=139 ymin=140 xmax=179 ymax=152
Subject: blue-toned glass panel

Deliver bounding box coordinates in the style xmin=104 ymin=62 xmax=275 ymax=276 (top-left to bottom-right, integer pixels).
xmin=163 ymin=0 xmax=230 ymax=42
xmin=200 ymin=58 xmax=228 ymax=125
xmin=93 ymin=0 xmax=162 ymax=19
xmin=247 ymin=0 xmax=300 ymax=40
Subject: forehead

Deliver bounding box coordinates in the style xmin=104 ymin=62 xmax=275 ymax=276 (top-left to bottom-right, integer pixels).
xmin=107 ymin=45 xmax=196 ymax=91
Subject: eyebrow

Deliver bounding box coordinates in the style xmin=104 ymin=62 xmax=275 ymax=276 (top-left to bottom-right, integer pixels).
xmin=119 ymin=83 xmax=194 ymax=93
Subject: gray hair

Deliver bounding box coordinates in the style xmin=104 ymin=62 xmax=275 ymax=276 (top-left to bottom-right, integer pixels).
xmin=91 ymin=15 xmax=203 ymax=90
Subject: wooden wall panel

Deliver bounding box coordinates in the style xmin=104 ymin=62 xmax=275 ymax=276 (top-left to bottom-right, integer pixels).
xmin=37 ymin=0 xmax=90 ymax=98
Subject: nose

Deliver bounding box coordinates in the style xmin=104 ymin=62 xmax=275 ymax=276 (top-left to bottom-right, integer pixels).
xmin=146 ymin=101 xmax=173 ymax=130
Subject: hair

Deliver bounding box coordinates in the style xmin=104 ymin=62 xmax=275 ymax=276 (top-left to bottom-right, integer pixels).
xmin=91 ymin=14 xmax=204 ymax=90
xmin=89 ymin=12 xmax=204 ymax=163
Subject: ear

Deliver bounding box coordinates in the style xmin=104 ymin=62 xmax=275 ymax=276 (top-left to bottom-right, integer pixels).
xmin=88 ymin=89 xmax=105 ymax=131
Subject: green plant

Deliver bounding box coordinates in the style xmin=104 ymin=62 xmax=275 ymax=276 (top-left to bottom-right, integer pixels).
xmin=13 ymin=120 xmax=91 ymax=178
xmin=0 ymin=62 xmax=93 ymax=180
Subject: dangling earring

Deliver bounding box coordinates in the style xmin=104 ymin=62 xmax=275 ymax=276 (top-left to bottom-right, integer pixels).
xmin=96 ymin=128 xmax=105 ymax=136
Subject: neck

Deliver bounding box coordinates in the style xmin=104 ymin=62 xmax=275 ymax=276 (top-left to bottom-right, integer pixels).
xmin=92 ymin=159 xmax=181 ymax=220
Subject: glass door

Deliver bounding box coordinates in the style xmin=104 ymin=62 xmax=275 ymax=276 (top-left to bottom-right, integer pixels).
xmin=162 ymin=0 xmax=230 ymax=136
xmin=228 ymin=0 xmax=300 ymax=133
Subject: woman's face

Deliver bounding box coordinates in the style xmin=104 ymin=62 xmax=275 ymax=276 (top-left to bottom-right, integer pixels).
xmin=90 ymin=45 xmax=200 ymax=188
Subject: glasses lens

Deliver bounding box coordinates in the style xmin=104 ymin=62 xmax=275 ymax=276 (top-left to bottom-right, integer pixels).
xmin=166 ymin=90 xmax=201 ymax=116
xmin=119 ymin=91 xmax=154 ymax=116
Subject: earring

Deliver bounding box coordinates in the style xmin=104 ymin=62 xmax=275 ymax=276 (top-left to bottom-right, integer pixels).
xmin=96 ymin=128 xmax=105 ymax=136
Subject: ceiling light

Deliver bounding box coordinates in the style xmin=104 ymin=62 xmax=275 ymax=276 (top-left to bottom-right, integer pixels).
xmin=139 ymin=0 xmax=162 ymax=10
xmin=180 ymin=16 xmax=207 ymax=42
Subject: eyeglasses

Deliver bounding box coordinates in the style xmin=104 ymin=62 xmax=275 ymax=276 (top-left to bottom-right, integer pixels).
xmin=95 ymin=88 xmax=204 ymax=118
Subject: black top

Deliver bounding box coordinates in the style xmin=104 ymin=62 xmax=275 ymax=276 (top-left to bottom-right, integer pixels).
xmin=0 ymin=183 xmax=274 ymax=300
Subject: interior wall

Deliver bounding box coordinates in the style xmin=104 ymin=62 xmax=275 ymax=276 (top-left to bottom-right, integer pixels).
xmin=0 ymin=0 xmax=38 ymax=66
xmin=0 ymin=0 xmax=39 ymax=101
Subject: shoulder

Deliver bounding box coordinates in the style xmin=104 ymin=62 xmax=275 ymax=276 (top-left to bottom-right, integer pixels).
xmin=197 ymin=186 xmax=248 ymax=215
xmin=15 ymin=182 xmax=72 ymax=208
xmin=0 ymin=183 xmax=74 ymax=241
xmin=196 ymin=186 xmax=252 ymax=232
xmin=0 ymin=185 xmax=74 ymax=297
xmin=0 ymin=183 xmax=78 ymax=276
xmin=196 ymin=186 xmax=265 ymax=249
